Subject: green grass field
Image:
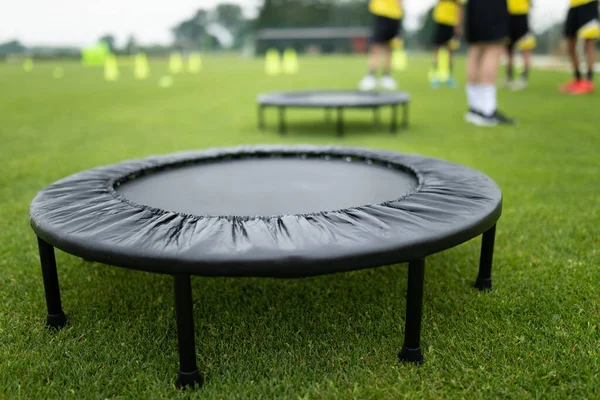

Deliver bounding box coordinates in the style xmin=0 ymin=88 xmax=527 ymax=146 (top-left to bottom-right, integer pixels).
xmin=1 ymin=54 xmax=599 ymax=399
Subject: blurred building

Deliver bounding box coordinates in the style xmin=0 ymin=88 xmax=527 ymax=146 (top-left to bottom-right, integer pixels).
xmin=255 ymin=27 xmax=370 ymax=55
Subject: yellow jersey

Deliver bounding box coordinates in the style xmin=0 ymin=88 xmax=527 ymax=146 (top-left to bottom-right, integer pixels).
xmin=433 ymin=0 xmax=466 ymax=26
xmin=507 ymin=0 xmax=530 ymax=15
xmin=369 ymin=0 xmax=403 ymax=20
xmin=570 ymin=0 xmax=596 ymax=7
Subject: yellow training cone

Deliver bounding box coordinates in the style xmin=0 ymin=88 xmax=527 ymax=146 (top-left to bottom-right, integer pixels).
xmin=104 ymin=55 xmax=119 ymax=81
xmin=159 ymin=75 xmax=174 ymax=88
xmin=134 ymin=53 xmax=150 ymax=80
xmin=188 ymin=52 xmax=202 ymax=73
xmin=437 ymin=48 xmax=450 ymax=82
xmin=265 ymin=48 xmax=281 ymax=76
xmin=53 ymin=67 xmax=64 ymax=79
xmin=23 ymin=58 xmax=34 ymax=72
xmin=282 ymin=48 xmax=298 ymax=74
xmin=169 ymin=52 xmax=184 ymax=74
xmin=391 ymin=48 xmax=407 ymax=71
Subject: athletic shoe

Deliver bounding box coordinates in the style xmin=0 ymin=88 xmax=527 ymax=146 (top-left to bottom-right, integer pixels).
xmin=446 ymin=77 xmax=458 ymax=88
xmin=559 ymin=79 xmax=582 ymax=93
xmin=465 ymin=109 xmax=517 ymax=127
xmin=379 ymin=75 xmax=398 ymax=90
xmin=430 ymin=78 xmax=441 ymax=88
xmin=571 ymin=80 xmax=595 ymax=95
xmin=464 ymin=109 xmax=497 ymax=127
xmin=490 ymin=110 xmax=517 ymax=125
xmin=358 ymin=75 xmax=377 ymax=91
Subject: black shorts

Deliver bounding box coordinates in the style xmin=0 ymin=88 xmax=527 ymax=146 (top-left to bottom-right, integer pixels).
xmin=433 ymin=23 xmax=454 ymax=46
xmin=465 ymin=0 xmax=510 ymax=44
xmin=508 ymin=14 xmax=529 ymax=47
xmin=564 ymin=1 xmax=599 ymax=38
xmin=371 ymin=14 xmax=402 ymax=44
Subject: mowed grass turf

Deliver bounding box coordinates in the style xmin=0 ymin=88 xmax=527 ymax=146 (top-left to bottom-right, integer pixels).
xmin=0 ymin=54 xmax=599 ymax=399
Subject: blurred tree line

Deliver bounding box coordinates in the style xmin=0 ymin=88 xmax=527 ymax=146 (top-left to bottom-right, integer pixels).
xmin=171 ymin=3 xmax=249 ymax=50
xmin=171 ymin=0 xmax=372 ymax=51
xmin=256 ymin=0 xmax=370 ymax=28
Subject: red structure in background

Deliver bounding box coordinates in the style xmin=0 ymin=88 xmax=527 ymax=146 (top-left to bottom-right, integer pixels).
xmin=352 ymin=37 xmax=368 ymax=53
xmin=255 ymin=27 xmax=371 ymax=55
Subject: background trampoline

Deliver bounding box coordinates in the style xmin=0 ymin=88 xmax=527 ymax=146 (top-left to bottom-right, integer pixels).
xmin=29 ymin=145 xmax=502 ymax=389
xmin=257 ymin=90 xmax=410 ymax=136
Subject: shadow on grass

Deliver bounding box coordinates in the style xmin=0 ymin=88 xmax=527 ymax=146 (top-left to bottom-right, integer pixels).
xmin=256 ymin=119 xmax=408 ymax=139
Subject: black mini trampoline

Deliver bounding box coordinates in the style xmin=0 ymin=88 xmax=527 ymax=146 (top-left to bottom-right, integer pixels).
xmin=257 ymin=90 xmax=410 ymax=136
xmin=29 ymin=145 xmax=502 ymax=389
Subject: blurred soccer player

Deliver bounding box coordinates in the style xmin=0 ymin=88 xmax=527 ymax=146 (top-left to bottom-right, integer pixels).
xmin=560 ymin=0 xmax=599 ymax=95
xmin=506 ymin=0 xmax=536 ymax=90
xmin=358 ymin=0 xmax=403 ymax=91
xmin=463 ymin=0 xmax=517 ymax=126
xmin=430 ymin=0 xmax=466 ymax=88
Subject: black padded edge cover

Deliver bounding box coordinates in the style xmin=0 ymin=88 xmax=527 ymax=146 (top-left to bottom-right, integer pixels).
xmin=257 ymin=90 xmax=410 ymax=108
xmin=29 ymin=145 xmax=502 ymax=277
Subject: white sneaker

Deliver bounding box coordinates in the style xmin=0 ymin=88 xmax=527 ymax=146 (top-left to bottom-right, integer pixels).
xmin=358 ymin=75 xmax=377 ymax=91
xmin=379 ymin=75 xmax=398 ymax=90
xmin=464 ymin=110 xmax=497 ymax=127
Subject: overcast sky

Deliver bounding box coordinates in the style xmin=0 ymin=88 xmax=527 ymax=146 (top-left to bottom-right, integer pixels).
xmin=2 ymin=0 xmax=570 ymax=48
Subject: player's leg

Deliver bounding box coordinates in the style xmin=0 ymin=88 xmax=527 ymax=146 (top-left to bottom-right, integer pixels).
xmin=379 ymin=17 xmax=402 ymax=90
xmin=571 ymin=1 xmax=599 ymax=94
xmin=560 ymin=7 xmax=583 ymax=92
xmin=431 ymin=23 xmax=445 ymax=88
xmin=584 ymin=39 xmax=596 ymax=83
xmin=465 ymin=44 xmax=484 ymax=122
xmin=505 ymin=44 xmax=515 ymax=87
xmin=359 ymin=15 xmax=385 ymax=91
xmin=447 ymin=44 xmax=457 ymax=87
xmin=432 ymin=23 xmax=454 ymax=87
xmin=359 ymin=45 xmax=382 ymax=91
xmin=572 ymin=38 xmax=597 ymax=94
xmin=521 ymin=48 xmax=532 ymax=84
xmin=479 ymin=43 xmax=516 ymax=124
xmin=431 ymin=46 xmax=441 ymax=88
xmin=464 ymin=0 xmax=515 ymax=126
xmin=505 ymin=14 xmax=517 ymax=88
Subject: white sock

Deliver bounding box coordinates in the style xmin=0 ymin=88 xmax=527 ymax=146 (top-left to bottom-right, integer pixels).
xmin=466 ymin=83 xmax=479 ymax=111
xmin=480 ymin=84 xmax=497 ymax=116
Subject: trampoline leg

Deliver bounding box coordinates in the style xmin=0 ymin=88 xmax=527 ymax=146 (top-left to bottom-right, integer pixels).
xmin=173 ymin=274 xmax=203 ymax=390
xmin=38 ymin=237 xmax=68 ymax=330
xmin=336 ymin=107 xmax=344 ymax=137
xmin=399 ymin=258 xmax=425 ymax=364
xmin=474 ymin=224 xmax=496 ymax=291
xmin=258 ymin=105 xmax=266 ymax=130
xmin=402 ymin=103 xmax=409 ymax=129
xmin=278 ymin=106 xmax=286 ymax=135
xmin=391 ymin=105 xmax=398 ymax=135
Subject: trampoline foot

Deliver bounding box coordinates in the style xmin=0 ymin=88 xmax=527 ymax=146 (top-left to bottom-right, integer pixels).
xmin=46 ymin=311 xmax=68 ymax=330
xmin=400 ymin=258 xmax=426 ymax=365
xmin=473 ymin=277 xmax=493 ymax=291
xmin=173 ymin=274 xmax=202 ymax=390
xmin=398 ymin=346 xmax=424 ymax=364
xmin=474 ymin=224 xmax=496 ymax=292
xmin=176 ymin=369 xmax=204 ymax=390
